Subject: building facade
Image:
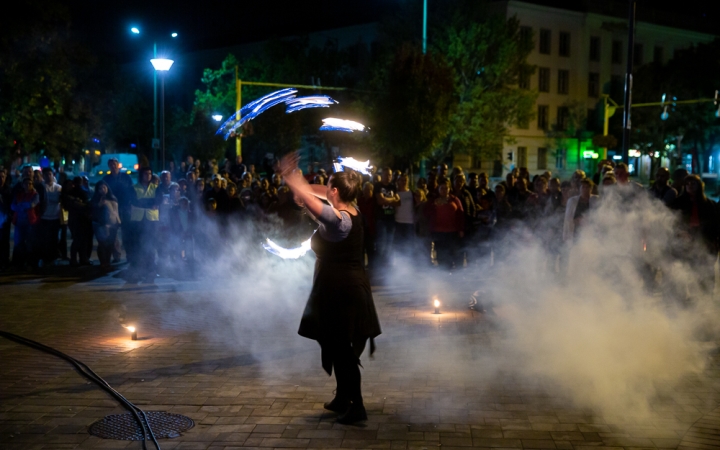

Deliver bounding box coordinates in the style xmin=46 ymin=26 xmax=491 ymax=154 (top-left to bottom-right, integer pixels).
xmin=472 ymin=0 xmax=716 ymax=179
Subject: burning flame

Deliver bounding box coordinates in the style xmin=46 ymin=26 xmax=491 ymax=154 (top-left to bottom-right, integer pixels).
xmin=124 ymin=325 xmax=136 ymax=333
xmin=333 ymin=156 xmax=373 ymax=175
xmin=263 ymin=237 xmax=312 ymax=259
xmin=434 ymin=299 xmax=440 ymax=308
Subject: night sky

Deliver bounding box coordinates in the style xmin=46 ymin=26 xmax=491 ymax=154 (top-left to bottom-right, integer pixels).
xmin=59 ymin=0 xmax=720 ymax=64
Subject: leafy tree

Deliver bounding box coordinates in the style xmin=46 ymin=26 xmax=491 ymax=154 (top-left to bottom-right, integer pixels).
xmin=433 ymin=6 xmax=537 ymax=162
xmin=365 ymin=44 xmax=455 ymax=167
xmin=0 ymin=0 xmax=99 ymax=162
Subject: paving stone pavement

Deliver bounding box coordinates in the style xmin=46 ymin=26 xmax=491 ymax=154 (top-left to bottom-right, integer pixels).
xmin=1 ymin=268 xmax=720 ymax=450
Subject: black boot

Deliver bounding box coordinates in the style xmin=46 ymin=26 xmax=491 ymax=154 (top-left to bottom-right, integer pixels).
xmin=336 ymin=401 xmax=367 ymax=424
xmin=323 ymin=395 xmax=350 ymax=413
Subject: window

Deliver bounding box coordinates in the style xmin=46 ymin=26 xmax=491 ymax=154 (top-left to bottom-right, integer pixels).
xmin=520 ymin=26 xmax=533 ymax=49
xmin=539 ymin=29 xmax=551 ymax=54
xmin=612 ymin=40 xmax=623 ymax=64
xmin=517 ymin=147 xmax=528 ymax=168
xmin=654 ymin=46 xmax=664 ymax=63
xmin=519 ymin=71 xmax=530 ymax=89
xmin=537 ymin=105 xmax=549 ymax=130
xmin=537 ymin=147 xmax=548 ymax=170
xmin=633 ymin=43 xmax=643 ymax=65
xmin=588 ymin=72 xmax=600 ymax=98
xmin=555 ymin=149 xmax=565 ymax=169
xmin=559 ymin=32 xmax=571 ymax=57
xmin=557 ymin=106 xmax=569 ymax=131
xmin=538 ymin=67 xmax=550 ymax=92
xmin=557 ymin=70 xmax=569 ymax=95
xmin=589 ymin=36 xmax=601 ymax=61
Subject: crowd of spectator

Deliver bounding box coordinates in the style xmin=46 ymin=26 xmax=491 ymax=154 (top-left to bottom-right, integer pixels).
xmin=0 ymin=154 xmax=716 ymax=290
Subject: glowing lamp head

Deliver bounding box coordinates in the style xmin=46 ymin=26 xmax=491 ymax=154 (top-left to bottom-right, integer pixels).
xmin=150 ymin=58 xmax=174 ymax=71
xmin=130 ymin=27 xmax=140 ymax=34
xmin=171 ymin=32 xmax=178 ymax=38
xmin=212 ymin=114 xmax=223 ymax=122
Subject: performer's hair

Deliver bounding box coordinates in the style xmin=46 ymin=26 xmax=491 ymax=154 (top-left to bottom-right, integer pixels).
xmin=330 ymin=170 xmax=362 ymax=202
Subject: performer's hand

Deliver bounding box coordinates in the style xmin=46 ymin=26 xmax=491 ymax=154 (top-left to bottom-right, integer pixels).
xmin=277 ymin=152 xmax=300 ymax=178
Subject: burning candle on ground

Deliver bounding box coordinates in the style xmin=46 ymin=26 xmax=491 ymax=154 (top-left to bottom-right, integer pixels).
xmin=433 ymin=298 xmax=441 ymax=314
xmin=124 ymin=325 xmax=138 ymax=341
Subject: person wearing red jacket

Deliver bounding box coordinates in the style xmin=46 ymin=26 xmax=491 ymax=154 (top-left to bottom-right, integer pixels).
xmin=11 ymin=177 xmax=40 ymax=269
xmin=425 ymin=179 xmax=464 ymax=270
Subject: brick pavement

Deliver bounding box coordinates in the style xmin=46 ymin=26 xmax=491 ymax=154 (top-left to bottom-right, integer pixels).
xmin=1 ymin=269 xmax=720 ymax=450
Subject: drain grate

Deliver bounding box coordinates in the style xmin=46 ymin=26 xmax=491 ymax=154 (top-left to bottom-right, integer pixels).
xmin=89 ymin=411 xmax=194 ymax=440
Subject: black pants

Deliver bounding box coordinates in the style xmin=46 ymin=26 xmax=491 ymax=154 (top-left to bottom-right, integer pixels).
xmin=432 ymin=232 xmax=459 ymax=270
xmin=39 ymin=219 xmax=60 ymax=264
xmin=326 ymin=341 xmax=362 ymax=404
xmin=0 ymin=220 xmax=10 ymax=267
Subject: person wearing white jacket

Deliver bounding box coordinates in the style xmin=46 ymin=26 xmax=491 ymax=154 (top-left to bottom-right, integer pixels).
xmin=563 ymin=178 xmax=599 ymax=243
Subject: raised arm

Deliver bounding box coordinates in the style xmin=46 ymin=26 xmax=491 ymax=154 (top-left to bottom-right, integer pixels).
xmin=277 ymin=153 xmax=333 ymax=220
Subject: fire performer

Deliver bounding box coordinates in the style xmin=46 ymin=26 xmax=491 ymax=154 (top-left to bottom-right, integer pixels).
xmin=277 ymin=152 xmax=381 ymax=424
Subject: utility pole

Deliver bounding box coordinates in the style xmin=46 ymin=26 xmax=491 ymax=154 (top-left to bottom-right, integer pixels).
xmin=621 ymin=0 xmax=636 ymax=164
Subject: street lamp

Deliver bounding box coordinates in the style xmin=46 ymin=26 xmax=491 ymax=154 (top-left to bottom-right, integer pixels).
xmin=130 ymin=27 xmax=178 ymax=171
xmin=151 ymin=58 xmax=174 ymax=170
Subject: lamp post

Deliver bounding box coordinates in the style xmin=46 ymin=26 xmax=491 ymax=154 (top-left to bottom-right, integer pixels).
xmin=130 ymin=27 xmax=178 ymax=171
xmin=151 ymin=58 xmax=174 ymax=170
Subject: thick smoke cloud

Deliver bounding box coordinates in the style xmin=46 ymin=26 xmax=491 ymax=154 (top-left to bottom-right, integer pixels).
xmin=119 ymin=187 xmax=717 ymax=422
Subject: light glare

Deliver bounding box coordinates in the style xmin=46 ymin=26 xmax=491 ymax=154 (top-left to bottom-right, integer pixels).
xmin=150 ymin=58 xmax=174 ymax=71
xmin=212 ymin=114 xmax=223 ymax=122
xmin=130 ymin=27 xmax=140 ymax=34
xmin=171 ymin=32 xmax=178 ymax=37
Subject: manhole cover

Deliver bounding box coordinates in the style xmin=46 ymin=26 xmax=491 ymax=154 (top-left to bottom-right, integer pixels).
xmin=89 ymin=411 xmax=194 ymax=440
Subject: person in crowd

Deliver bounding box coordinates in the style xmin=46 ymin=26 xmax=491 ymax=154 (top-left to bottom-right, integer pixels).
xmin=13 ymin=165 xmax=46 ymax=220
xmin=276 ymin=153 xmax=381 ymax=425
xmin=170 ymin=196 xmax=194 ymax=262
xmin=90 ymin=181 xmax=121 ymax=272
xmin=357 ymin=182 xmax=377 ymax=270
xmin=374 ymin=167 xmax=400 ymax=268
xmin=416 ymin=177 xmax=428 ymax=198
xmin=65 ymin=177 xmax=92 ymax=266
xmin=563 ymin=178 xmax=599 ymax=243
xmin=467 ymin=172 xmax=480 ymax=201
xmin=669 ymin=175 xmax=719 ymax=294
xmin=568 ymin=170 xmax=586 ymax=197
xmin=393 ymin=174 xmax=415 ymax=257
xmin=103 ymin=158 xmax=134 ymax=263
xmin=413 ymin=186 xmax=431 ymax=265
xmin=509 ymin=177 xmax=537 ymax=220
xmin=649 ymin=167 xmax=678 ymax=205
xmin=174 ymin=161 xmax=187 ymax=181
xmin=671 ymin=168 xmax=689 ymax=196
xmin=11 ymin=177 xmax=40 ymax=269
xmin=0 ymin=169 xmax=12 ymax=270
xmin=204 ymin=175 xmax=229 ymax=214
xmin=425 ymin=179 xmax=465 ymax=270
xmin=58 ymin=179 xmax=74 ymax=261
xmin=436 ymin=163 xmax=448 ymax=180
xmin=226 ymin=182 xmax=244 ymax=216
xmin=452 ymin=173 xmax=476 ymax=264
xmin=128 ymin=167 xmax=160 ymax=283
xmin=39 ymin=168 xmax=62 ymax=266
xmin=156 ymin=171 xmax=173 ymax=196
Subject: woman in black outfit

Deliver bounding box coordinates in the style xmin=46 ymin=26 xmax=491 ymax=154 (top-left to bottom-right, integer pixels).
xmin=278 ymin=153 xmax=381 ymax=424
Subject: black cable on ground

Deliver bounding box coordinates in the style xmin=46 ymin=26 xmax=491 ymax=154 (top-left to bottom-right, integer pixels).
xmin=0 ymin=330 xmax=161 ymax=450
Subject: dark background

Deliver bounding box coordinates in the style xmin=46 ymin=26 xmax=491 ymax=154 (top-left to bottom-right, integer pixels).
xmin=53 ymin=0 xmax=720 ymax=63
